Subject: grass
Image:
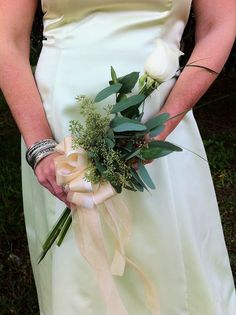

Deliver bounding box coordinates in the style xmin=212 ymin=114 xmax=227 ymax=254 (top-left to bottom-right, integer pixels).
xmin=0 ymin=73 xmax=235 ymax=314
xmin=193 ymin=74 xmax=236 ymax=282
xmin=0 ymin=94 xmax=39 ymax=315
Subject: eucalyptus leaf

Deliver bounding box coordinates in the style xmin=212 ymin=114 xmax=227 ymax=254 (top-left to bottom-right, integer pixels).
xmin=124 ymin=184 xmax=137 ymax=191
xmin=111 ymin=182 xmax=122 ymax=193
xmin=136 ymin=112 xmax=144 ymax=122
xmin=145 ymin=113 xmax=170 ymax=131
xmin=95 ymin=83 xmax=122 ymax=103
xmin=113 ymin=124 xmax=146 ymax=132
xmin=117 ymin=93 xmax=127 ymax=102
xmin=149 ymin=125 xmax=165 ymax=137
xmin=130 ymin=168 xmax=148 ymax=191
xmin=110 ymin=66 xmax=118 ymax=84
xmin=124 ymin=141 xmax=134 ymax=151
xmin=120 ymin=148 xmax=132 ymax=158
xmin=110 ymin=116 xmax=147 ymax=132
xmin=130 ymin=177 xmax=144 ymax=192
xmin=153 ymin=141 xmax=182 ymax=151
xmin=111 ymin=116 xmax=140 ymax=127
xmin=106 ymin=128 xmax=114 ymax=139
xmin=118 ymin=71 xmax=140 ymax=93
xmin=114 ymin=134 xmax=132 ymax=139
xmin=105 ymin=137 xmax=115 ymax=148
xmin=95 ymin=160 xmax=106 ymax=175
xmin=140 ymin=140 xmax=182 ymax=160
xmin=111 ymin=94 xmax=146 ymax=113
xmin=121 ymin=105 xmax=140 ymax=118
xmin=141 ymin=147 xmax=171 ymax=160
xmin=137 ymin=161 xmax=156 ymax=189
xmin=125 ymin=148 xmax=141 ymax=160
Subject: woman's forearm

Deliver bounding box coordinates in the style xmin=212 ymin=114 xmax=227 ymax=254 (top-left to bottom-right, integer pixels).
xmin=156 ymin=24 xmax=235 ymax=140
xmin=0 ymin=44 xmax=53 ymax=147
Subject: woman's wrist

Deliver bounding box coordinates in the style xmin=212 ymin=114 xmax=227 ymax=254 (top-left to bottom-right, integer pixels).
xmin=23 ymin=128 xmax=55 ymax=148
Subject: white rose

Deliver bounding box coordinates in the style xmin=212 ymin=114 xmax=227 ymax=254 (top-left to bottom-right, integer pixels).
xmin=144 ymin=38 xmax=184 ymax=83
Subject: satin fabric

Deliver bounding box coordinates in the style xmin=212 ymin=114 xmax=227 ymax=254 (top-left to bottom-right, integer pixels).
xmin=21 ymin=1 xmax=236 ymax=314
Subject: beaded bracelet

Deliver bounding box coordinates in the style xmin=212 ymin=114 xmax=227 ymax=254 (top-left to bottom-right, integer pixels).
xmin=25 ymin=138 xmax=58 ymax=171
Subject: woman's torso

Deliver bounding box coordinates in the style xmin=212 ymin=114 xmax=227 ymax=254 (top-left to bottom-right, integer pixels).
xmin=36 ymin=0 xmax=192 ymax=140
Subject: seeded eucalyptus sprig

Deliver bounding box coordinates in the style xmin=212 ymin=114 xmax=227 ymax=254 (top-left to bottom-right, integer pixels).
xmin=69 ymin=66 xmax=182 ymax=194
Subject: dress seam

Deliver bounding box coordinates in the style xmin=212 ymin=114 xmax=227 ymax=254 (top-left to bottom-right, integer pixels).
xmin=164 ymin=156 xmax=190 ymax=315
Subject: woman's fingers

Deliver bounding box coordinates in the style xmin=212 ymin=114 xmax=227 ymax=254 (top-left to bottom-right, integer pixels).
xmin=144 ymin=159 xmax=153 ymax=165
xmin=34 ymin=152 xmax=70 ymax=207
xmin=50 ymin=180 xmax=70 ymax=207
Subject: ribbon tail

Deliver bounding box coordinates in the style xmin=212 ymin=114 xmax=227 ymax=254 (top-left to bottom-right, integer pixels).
xmin=102 ymin=198 xmax=131 ymax=276
xmin=71 ymin=206 xmax=129 ymax=315
xmin=126 ymin=257 xmax=161 ymax=315
xmin=103 ymin=198 xmax=160 ymax=315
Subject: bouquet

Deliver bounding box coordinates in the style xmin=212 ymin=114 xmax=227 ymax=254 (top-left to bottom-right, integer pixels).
xmin=38 ymin=48 xmax=184 ymax=262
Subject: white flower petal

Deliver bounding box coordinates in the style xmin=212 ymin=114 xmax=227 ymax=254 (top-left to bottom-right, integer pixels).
xmin=144 ymin=39 xmax=184 ymax=83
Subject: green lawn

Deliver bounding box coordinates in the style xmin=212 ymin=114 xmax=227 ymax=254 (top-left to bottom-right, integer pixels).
xmin=0 ymin=74 xmax=235 ymax=314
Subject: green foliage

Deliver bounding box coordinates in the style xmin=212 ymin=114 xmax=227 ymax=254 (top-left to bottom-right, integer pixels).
xmin=145 ymin=113 xmax=170 ymax=131
xmin=140 ymin=141 xmax=182 ymax=160
xmin=137 ymin=161 xmax=156 ymax=189
xmin=70 ymin=95 xmax=111 ymax=151
xmin=203 ymin=138 xmax=234 ymax=171
xmin=111 ymin=94 xmax=146 ymax=114
xmin=110 ymin=116 xmax=147 ymax=132
xmin=69 ymin=68 xmax=183 ymax=194
xmin=115 ymin=71 xmax=140 ymax=94
xmin=70 ymin=95 xmax=132 ymax=191
xmin=94 ymin=83 xmax=122 ymax=103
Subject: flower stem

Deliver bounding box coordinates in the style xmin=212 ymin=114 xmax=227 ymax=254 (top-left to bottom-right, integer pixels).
xmin=56 ymin=213 xmax=72 ymax=247
xmin=38 ymin=207 xmax=71 ymax=263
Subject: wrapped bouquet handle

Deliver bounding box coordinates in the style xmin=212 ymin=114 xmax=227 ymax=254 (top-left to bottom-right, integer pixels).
xmin=54 ymin=136 xmax=160 ymax=315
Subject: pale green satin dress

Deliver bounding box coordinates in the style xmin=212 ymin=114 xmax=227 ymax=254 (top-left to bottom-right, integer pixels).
xmin=21 ymin=1 xmax=236 ymax=314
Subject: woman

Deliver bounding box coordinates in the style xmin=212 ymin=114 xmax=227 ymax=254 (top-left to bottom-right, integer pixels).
xmin=0 ymin=0 xmax=235 ymax=314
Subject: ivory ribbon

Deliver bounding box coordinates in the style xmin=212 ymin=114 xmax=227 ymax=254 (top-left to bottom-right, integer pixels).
xmin=54 ymin=136 xmax=160 ymax=315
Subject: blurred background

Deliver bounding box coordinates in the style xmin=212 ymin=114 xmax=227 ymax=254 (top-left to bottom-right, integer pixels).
xmin=0 ymin=6 xmax=235 ymax=315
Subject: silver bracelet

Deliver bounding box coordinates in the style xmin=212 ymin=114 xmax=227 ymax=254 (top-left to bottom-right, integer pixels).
xmin=33 ymin=147 xmax=56 ymax=171
xmin=26 ymin=138 xmax=58 ymax=170
xmin=26 ymin=139 xmax=57 ymax=160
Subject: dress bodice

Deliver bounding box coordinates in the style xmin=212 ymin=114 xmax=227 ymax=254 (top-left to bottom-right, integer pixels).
xmin=40 ymin=0 xmax=192 ymax=49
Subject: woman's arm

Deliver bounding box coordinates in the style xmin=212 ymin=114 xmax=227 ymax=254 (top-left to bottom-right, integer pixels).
xmin=0 ymin=1 xmax=53 ymax=146
xmin=155 ymin=0 xmax=236 ymax=140
xmin=0 ymin=1 xmax=68 ymax=205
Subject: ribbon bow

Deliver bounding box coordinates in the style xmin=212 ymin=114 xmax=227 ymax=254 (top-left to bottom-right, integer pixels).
xmin=54 ymin=136 xmax=160 ymax=315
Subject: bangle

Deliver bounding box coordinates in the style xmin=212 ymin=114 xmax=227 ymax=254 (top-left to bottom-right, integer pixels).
xmin=26 ymin=138 xmax=58 ymax=170
xmin=33 ymin=147 xmax=56 ymax=171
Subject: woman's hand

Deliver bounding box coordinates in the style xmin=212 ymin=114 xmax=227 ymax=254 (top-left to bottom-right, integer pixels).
xmin=34 ymin=152 xmax=70 ymax=208
xmin=153 ymin=133 xmax=167 ymax=142
xmin=132 ymin=126 xmax=170 ymax=170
